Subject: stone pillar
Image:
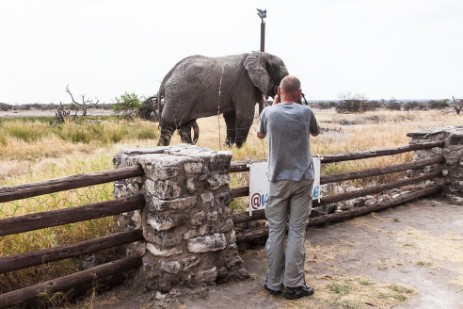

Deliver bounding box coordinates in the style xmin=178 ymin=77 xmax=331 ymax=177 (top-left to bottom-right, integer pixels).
xmin=113 ymin=145 xmax=248 ymax=293
xmin=407 ymin=126 xmax=463 ymax=203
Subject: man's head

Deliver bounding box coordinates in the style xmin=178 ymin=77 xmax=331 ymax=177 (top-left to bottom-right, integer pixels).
xmin=277 ymin=75 xmax=302 ymax=103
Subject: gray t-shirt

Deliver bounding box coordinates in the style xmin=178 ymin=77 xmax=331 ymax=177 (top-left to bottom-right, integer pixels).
xmin=258 ymin=102 xmax=319 ymax=181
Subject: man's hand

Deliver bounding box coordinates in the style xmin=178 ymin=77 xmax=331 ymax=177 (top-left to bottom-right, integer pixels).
xmin=272 ymin=95 xmax=281 ymax=105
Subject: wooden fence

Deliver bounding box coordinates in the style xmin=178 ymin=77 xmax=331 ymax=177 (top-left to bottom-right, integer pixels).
xmin=0 ymin=140 xmax=444 ymax=308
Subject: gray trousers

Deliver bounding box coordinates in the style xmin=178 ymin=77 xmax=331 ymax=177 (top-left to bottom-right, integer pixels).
xmin=265 ymin=179 xmax=313 ymax=290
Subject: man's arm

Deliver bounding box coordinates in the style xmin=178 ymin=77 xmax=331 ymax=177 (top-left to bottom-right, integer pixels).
xmin=257 ymin=110 xmax=267 ymax=139
xmin=310 ymin=112 xmax=320 ymax=137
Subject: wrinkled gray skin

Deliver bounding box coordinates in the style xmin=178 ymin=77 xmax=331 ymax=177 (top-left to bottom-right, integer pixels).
xmin=156 ymin=52 xmax=289 ymax=147
xmin=178 ymin=119 xmax=199 ymax=144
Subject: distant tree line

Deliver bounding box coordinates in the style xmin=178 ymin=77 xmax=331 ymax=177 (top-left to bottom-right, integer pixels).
xmin=0 ymin=102 xmax=114 ymax=111
xmin=310 ymin=97 xmax=461 ymax=114
xmin=2 ymin=94 xmax=462 ymax=117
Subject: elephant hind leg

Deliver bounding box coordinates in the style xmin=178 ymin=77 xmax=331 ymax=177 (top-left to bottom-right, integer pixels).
xmin=178 ymin=126 xmax=192 ymax=144
xmin=178 ymin=120 xmax=200 ymax=145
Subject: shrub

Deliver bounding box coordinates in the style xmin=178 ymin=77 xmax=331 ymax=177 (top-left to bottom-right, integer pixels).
xmin=386 ymin=102 xmax=402 ymax=111
xmin=0 ymin=103 xmax=13 ymax=111
xmin=336 ymin=93 xmax=369 ymax=114
xmin=113 ymin=92 xmax=142 ymax=119
xmin=428 ymin=99 xmax=449 ymax=110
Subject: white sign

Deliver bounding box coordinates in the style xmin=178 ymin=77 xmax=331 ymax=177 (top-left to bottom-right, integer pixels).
xmin=247 ymin=157 xmax=321 ymax=215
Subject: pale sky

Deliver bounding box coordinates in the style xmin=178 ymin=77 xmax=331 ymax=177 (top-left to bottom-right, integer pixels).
xmin=1 ymin=0 xmax=462 ymax=104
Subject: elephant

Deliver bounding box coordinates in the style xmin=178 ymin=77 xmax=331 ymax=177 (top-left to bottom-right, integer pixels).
xmin=156 ymin=51 xmax=289 ymax=147
xmin=178 ymin=119 xmax=199 ymax=145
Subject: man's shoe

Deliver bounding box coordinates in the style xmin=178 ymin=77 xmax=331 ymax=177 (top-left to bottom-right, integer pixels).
xmin=264 ymin=284 xmax=282 ymax=296
xmin=284 ymin=283 xmax=315 ymax=300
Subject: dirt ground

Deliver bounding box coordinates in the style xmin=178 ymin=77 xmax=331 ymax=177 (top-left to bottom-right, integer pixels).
xmin=70 ymin=198 xmax=463 ymax=309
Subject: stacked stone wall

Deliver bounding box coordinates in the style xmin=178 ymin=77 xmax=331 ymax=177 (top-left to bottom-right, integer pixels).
xmin=113 ymin=145 xmax=247 ymax=293
xmin=407 ymin=126 xmax=463 ymax=202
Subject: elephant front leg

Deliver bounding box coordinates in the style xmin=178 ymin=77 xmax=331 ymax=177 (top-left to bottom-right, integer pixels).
xmin=223 ymin=112 xmax=236 ymax=147
xmin=157 ymin=126 xmax=174 ymax=146
xmin=234 ymin=117 xmax=253 ymax=148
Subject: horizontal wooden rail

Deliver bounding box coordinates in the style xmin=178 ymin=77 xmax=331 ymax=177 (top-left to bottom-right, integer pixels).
xmin=235 ymin=184 xmax=442 ymax=243
xmin=309 ymin=184 xmax=443 ymax=225
xmin=321 ymin=140 xmax=444 ymax=164
xmin=0 ymin=256 xmax=142 ymax=309
xmin=0 ymin=230 xmax=143 ymax=274
xmin=229 ymin=141 xmax=444 ymax=172
xmin=230 ymin=157 xmax=444 ymax=199
xmin=230 ymin=159 xmax=265 ymax=173
xmin=231 ymin=186 xmax=249 ymax=199
xmin=0 ymin=194 xmax=145 ymax=237
xmin=320 ymin=169 xmax=441 ymax=205
xmin=321 ymin=156 xmax=444 ymax=184
xmin=0 ymin=165 xmax=144 ymax=203
xmin=232 ymin=170 xmax=442 ymax=224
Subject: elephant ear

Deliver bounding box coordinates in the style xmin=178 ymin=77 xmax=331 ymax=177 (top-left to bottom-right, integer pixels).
xmin=244 ymin=52 xmax=271 ymax=95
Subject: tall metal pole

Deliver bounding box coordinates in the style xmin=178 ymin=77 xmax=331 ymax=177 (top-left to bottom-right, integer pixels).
xmin=260 ymin=19 xmax=265 ymax=52
xmin=256 ymin=9 xmax=267 ymax=115
xmin=257 ymin=9 xmax=267 ymax=52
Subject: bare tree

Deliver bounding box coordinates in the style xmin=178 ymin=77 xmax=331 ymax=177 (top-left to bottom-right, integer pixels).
xmin=452 ymin=96 xmax=463 ymax=115
xmin=65 ymin=85 xmax=99 ymax=117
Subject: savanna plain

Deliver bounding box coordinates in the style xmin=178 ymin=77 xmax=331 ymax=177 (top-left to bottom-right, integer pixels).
xmin=1 ymin=108 xmax=462 ymax=308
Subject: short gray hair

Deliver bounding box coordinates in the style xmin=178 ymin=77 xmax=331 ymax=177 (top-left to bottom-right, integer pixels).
xmin=280 ymin=75 xmax=301 ymax=94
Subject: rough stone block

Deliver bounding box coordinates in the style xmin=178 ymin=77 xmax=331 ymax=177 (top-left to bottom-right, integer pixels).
xmin=187 ymin=233 xmax=227 ymax=253
xmin=146 ymin=196 xmax=197 ymax=212
xmin=181 ymin=255 xmax=200 ymax=271
xmin=193 ymin=267 xmax=218 ymax=284
xmin=449 ymin=131 xmax=463 ymax=145
xmin=215 ymin=191 xmax=232 ymax=206
xmin=184 ymin=162 xmax=204 ymax=174
xmin=146 ymin=243 xmax=183 ymax=257
xmin=196 ymin=224 xmax=209 ymax=236
xmin=143 ymin=229 xmax=182 ymax=247
xmin=225 ymin=255 xmax=243 ymax=269
xmin=207 ymin=174 xmax=230 ymax=191
xmin=224 ymin=230 xmax=236 ymax=244
xmin=146 ymin=212 xmax=177 ymax=231
xmin=160 ymin=260 xmax=182 ymax=274
xmin=183 ymin=229 xmax=197 ymax=240
xmin=200 ymin=192 xmax=214 ymax=207
xmin=223 ymin=244 xmax=239 ymax=258
xmin=126 ymin=241 xmax=146 ymax=257
xmin=143 ymin=179 xmax=181 ymax=200
xmin=116 ymin=210 xmax=142 ymax=230
xmin=190 ymin=211 xmax=206 ymax=225
xmin=206 ymin=211 xmax=218 ymax=222
xmin=186 ymin=178 xmax=196 ymax=194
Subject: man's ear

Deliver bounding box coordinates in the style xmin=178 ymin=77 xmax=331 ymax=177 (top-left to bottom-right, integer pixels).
xmin=277 ymin=87 xmax=281 ymax=96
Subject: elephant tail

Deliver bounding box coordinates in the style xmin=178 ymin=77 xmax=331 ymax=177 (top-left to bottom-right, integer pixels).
xmin=192 ymin=120 xmax=199 ymax=144
xmin=156 ymin=85 xmax=165 ymax=129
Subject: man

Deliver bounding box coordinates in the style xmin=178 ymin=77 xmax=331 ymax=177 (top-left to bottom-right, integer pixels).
xmin=257 ymin=75 xmax=320 ymax=300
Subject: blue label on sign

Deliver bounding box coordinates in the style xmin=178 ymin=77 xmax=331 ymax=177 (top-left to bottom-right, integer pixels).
xmin=312 ymin=185 xmax=320 ymax=199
